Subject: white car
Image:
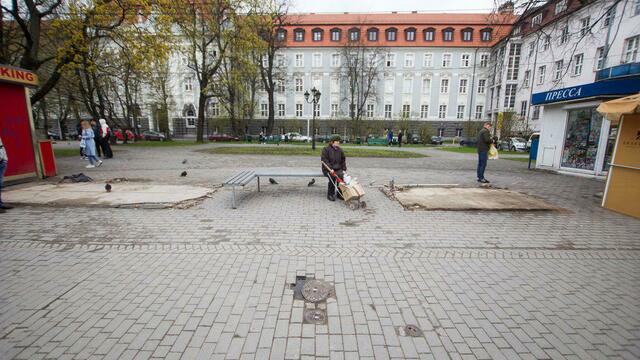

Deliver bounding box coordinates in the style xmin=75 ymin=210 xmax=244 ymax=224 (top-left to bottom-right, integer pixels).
xmin=499 ymin=137 xmax=527 ymax=152
xmin=284 ymin=132 xmax=311 ymax=142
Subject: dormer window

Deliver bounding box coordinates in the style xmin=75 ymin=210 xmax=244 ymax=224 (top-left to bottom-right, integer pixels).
xmin=405 ymin=27 xmax=416 ymax=41
xmin=348 ymin=27 xmax=360 ymax=41
xmin=480 ymin=28 xmax=492 ymax=42
xmin=276 ymin=29 xmax=287 ymax=42
xmin=312 ymin=28 xmax=323 ymax=42
xmin=386 ymin=28 xmax=397 ymax=41
xmin=461 ymin=28 xmax=473 ymax=42
xmin=442 ymin=28 xmax=454 ymax=42
xmin=423 ymin=28 xmax=435 ymax=41
xmin=531 ymin=13 xmax=542 ymax=27
xmin=330 ymin=28 xmax=341 ymax=42
xmin=294 ymin=28 xmax=305 ymax=42
xmin=367 ymin=28 xmax=379 ymax=41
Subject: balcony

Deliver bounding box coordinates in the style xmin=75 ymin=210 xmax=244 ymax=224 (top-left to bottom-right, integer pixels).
xmin=595 ymin=62 xmax=640 ymax=81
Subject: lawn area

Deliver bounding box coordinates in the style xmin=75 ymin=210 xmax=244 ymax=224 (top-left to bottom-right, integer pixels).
xmin=503 ymin=157 xmax=535 ymax=163
xmin=118 ymin=140 xmax=203 ymax=147
xmin=438 ymin=146 xmax=525 ymax=156
xmin=54 ymin=148 xmax=81 ymax=158
xmin=204 ymin=146 xmax=427 ymax=158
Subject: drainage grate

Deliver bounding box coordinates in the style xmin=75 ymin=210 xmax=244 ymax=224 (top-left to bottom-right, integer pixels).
xmin=303 ymin=308 xmax=327 ymax=325
xmin=404 ymin=324 xmax=423 ymax=337
xmin=302 ymin=279 xmax=333 ymax=303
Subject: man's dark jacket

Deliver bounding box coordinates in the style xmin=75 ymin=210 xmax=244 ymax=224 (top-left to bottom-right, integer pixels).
xmin=477 ymin=128 xmax=493 ymax=153
xmin=321 ymin=145 xmax=347 ymax=174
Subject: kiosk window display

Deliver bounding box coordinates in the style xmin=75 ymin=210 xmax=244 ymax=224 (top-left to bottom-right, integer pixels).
xmin=560 ymin=107 xmax=603 ymax=170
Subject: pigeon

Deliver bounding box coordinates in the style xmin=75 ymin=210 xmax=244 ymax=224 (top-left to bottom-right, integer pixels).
xmin=105 ymin=183 xmax=112 ymax=192
xmin=269 ymin=178 xmax=278 ymax=185
xmin=182 ymin=159 xmax=188 ymax=164
xmin=369 ymin=180 xmax=376 ymax=186
xmin=181 ymin=171 xmax=188 ymax=177
xmin=307 ymin=178 xmax=315 ymax=186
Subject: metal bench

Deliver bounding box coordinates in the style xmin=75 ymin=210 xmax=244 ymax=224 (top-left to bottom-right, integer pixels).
xmin=224 ymin=169 xmax=324 ymax=208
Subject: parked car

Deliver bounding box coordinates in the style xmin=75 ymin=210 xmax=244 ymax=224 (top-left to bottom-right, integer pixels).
xmin=208 ymin=134 xmax=241 ymax=142
xmin=409 ymin=134 xmax=421 ymax=144
xmin=430 ymin=136 xmax=444 ymax=145
xmin=526 ymin=132 xmax=540 ymax=151
xmin=47 ymin=130 xmax=61 ymax=140
xmin=459 ymin=137 xmax=477 ymax=147
xmin=142 ymin=130 xmax=166 ymax=141
xmin=499 ymin=137 xmax=527 ymax=152
xmin=284 ymin=132 xmax=311 ymax=142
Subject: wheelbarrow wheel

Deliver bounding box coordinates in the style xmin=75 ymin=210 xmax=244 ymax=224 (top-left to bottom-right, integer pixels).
xmin=348 ymin=201 xmax=359 ymax=210
xmin=359 ymin=201 xmax=367 ymax=209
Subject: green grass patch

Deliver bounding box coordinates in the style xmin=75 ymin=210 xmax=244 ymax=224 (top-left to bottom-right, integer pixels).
xmin=118 ymin=140 xmax=203 ymax=147
xmin=54 ymin=148 xmax=81 ymax=158
xmin=438 ymin=146 xmax=525 ymax=156
xmin=503 ymin=157 xmax=535 ymax=163
xmin=205 ymin=146 xmax=427 ymax=158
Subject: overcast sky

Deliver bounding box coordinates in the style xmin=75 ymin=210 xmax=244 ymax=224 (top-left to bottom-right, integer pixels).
xmin=290 ymin=0 xmax=497 ymax=13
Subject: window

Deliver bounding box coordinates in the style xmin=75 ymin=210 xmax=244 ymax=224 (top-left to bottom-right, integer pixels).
xmin=532 ymin=106 xmax=540 ymax=119
xmin=440 ymin=78 xmax=449 ymax=93
xmin=480 ymin=29 xmax=492 ymax=42
xmin=531 ymin=13 xmax=542 ymax=27
xmin=456 ymin=105 xmax=465 ymax=119
xmin=384 ymin=78 xmax=394 ymax=93
xmin=295 ymin=78 xmax=303 ymax=92
xmin=420 ymin=105 xmax=429 ymax=119
xmin=278 ymin=103 xmax=285 ymax=117
xmin=330 ymin=77 xmax=339 ymax=93
xmin=405 ymin=28 xmax=416 ymax=41
xmin=442 ymin=53 xmax=452 ymax=67
xmin=604 ymin=6 xmax=616 ymax=27
xmin=459 ymin=79 xmax=468 ymax=94
xmin=330 ymin=28 xmax=341 ymax=41
xmin=184 ymin=76 xmax=193 ymax=91
xmin=477 ymin=79 xmax=486 ymax=94
xmin=623 ymin=36 xmax=639 ymax=63
xmin=480 ymin=54 xmax=489 ymax=67
xmin=523 ymin=70 xmax=531 ymax=87
xmin=386 ymin=28 xmax=397 ymax=41
xmin=461 ymin=54 xmax=471 ymax=68
xmin=294 ymin=28 xmax=304 ymax=42
xmin=404 ymin=53 xmax=415 ymax=68
xmin=543 ymin=36 xmax=550 ymax=51
xmin=295 ymin=103 xmax=303 ymax=117
xmin=438 ymin=128 xmax=445 ymax=137
xmin=506 ymin=43 xmax=521 ymax=81
xmin=555 ymin=0 xmax=567 ymax=14
xmin=442 ymin=28 xmax=453 ymax=41
xmin=402 ymin=78 xmax=412 ymax=93
xmin=186 ymin=108 xmax=196 ymax=126
xmin=366 ymin=104 xmax=374 ymax=118
xmin=348 ymin=28 xmax=360 ymax=41
xmin=462 ymin=28 xmax=473 ymax=42
xmin=422 ymin=78 xmax=431 ymax=94
xmin=554 ymin=60 xmax=564 ymax=81
xmin=538 ymin=66 xmax=546 ymax=84
xmin=276 ymin=54 xmax=285 ymax=67
xmin=295 ymin=53 xmax=304 ymax=67
xmin=331 ymin=103 xmax=338 ymax=117
xmin=312 ymin=28 xmax=323 ymax=42
xmin=424 ymin=28 xmax=435 ymax=41
xmin=423 ymin=53 xmax=433 ymax=67
xmin=519 ymin=101 xmax=528 ymax=117
xmin=635 ymin=0 xmax=640 ymax=16
xmin=331 ymin=53 xmax=340 ymax=67
xmin=314 ymin=105 xmax=320 ymax=117
xmin=595 ymin=47 xmax=605 ymax=70
xmin=455 ymin=128 xmax=463 ymax=137
xmin=573 ymin=54 xmax=584 ymax=75
xmin=475 ymin=105 xmax=484 ymax=119
xmin=528 ymin=42 xmax=536 ymax=57
xmin=386 ymin=53 xmax=396 ymax=67
xmin=580 ymin=17 xmax=590 ymax=37
xmin=260 ymin=103 xmax=268 ymax=117
xmin=504 ymin=84 xmax=516 ymax=108
xmin=276 ymin=29 xmax=287 ymax=42
xmin=367 ymin=28 xmax=378 ymax=41
xmin=402 ymin=104 xmax=410 ymax=118
xmin=210 ymin=102 xmax=219 ymax=117
xmin=312 ymin=53 xmax=322 ymax=67
xmin=438 ymin=105 xmax=447 ymax=119
xmin=560 ymin=25 xmax=569 ymax=44
xmin=384 ymin=104 xmax=392 ymax=119
xmin=277 ymin=79 xmax=285 ymax=93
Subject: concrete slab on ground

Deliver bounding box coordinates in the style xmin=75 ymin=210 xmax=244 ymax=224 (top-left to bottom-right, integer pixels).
xmin=3 ymin=183 xmax=215 ymax=208
xmin=393 ymin=186 xmax=558 ymax=211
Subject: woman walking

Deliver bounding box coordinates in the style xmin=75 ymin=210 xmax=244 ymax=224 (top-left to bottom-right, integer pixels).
xmin=99 ymin=119 xmax=113 ymax=159
xmin=80 ymin=120 xmax=102 ymax=169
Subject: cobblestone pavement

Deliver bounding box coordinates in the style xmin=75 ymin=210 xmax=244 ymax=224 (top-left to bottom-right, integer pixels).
xmin=1 ymin=143 xmax=639 ymax=359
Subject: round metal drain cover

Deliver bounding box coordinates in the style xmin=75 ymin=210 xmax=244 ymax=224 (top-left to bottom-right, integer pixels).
xmin=302 ymin=280 xmax=332 ymax=303
xmin=405 ymin=325 xmax=423 ymax=337
xmin=303 ymin=309 xmax=327 ymax=324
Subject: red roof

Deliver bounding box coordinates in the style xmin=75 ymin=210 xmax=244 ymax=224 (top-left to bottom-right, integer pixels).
xmin=288 ymin=12 xmax=515 ymax=26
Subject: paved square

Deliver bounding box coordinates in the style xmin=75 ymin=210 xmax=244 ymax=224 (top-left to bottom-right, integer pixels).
xmin=1 ymin=144 xmax=639 ymax=359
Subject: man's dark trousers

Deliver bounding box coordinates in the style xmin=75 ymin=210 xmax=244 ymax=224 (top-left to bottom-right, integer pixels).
xmin=477 ymin=151 xmax=488 ymax=180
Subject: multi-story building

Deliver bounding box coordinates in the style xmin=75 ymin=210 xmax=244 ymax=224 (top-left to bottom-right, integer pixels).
xmin=167 ymin=11 xmax=515 ymax=138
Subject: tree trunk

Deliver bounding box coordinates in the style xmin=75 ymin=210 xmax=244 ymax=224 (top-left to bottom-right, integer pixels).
xmin=197 ymin=92 xmax=207 ymax=142
xmin=267 ymin=89 xmax=275 ymax=136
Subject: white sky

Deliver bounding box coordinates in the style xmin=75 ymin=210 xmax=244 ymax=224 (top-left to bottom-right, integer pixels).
xmin=290 ymin=0 xmax=497 ymax=13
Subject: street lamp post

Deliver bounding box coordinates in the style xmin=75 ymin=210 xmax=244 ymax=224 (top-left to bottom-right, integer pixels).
xmin=304 ymin=87 xmax=321 ymax=150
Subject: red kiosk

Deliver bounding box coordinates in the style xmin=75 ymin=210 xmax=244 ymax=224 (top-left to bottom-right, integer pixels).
xmin=0 ymin=64 xmax=56 ymax=182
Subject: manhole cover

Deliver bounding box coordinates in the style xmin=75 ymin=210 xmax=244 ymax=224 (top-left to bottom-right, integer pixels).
xmin=302 ymin=279 xmax=333 ymax=303
xmin=405 ymin=325 xmax=423 ymax=337
xmin=303 ymin=309 xmax=327 ymax=324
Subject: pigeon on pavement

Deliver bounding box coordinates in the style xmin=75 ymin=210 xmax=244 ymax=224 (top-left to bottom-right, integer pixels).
xmin=307 ymin=178 xmax=315 ymax=186
xmin=181 ymin=171 xmax=188 ymax=177
xmin=269 ymin=178 xmax=278 ymax=184
xmin=105 ymin=183 xmax=112 ymax=192
xmin=182 ymin=159 xmax=188 ymax=164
